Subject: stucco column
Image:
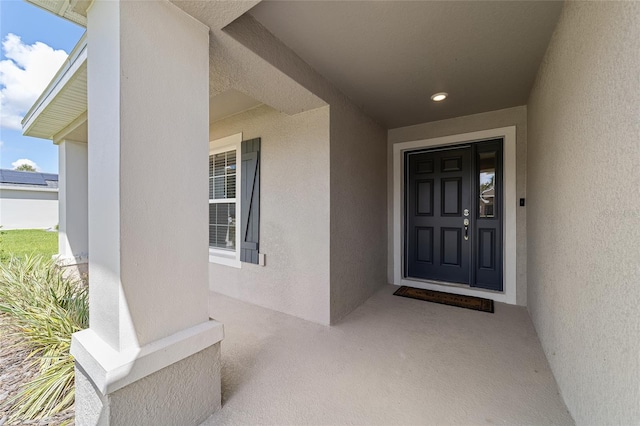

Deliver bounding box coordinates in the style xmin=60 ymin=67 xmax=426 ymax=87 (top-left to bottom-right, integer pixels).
xmin=70 ymin=1 xmax=222 ymax=424
xmin=56 ymin=139 xmax=88 ymax=273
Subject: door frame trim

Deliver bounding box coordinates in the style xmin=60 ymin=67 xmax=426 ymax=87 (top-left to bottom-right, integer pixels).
xmin=393 ymin=126 xmax=517 ymax=304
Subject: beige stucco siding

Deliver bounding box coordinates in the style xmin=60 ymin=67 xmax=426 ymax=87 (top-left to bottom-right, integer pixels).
xmin=388 ymin=106 xmax=528 ymax=305
xmin=209 ymin=105 xmax=331 ymax=325
xmin=526 ymin=2 xmax=640 ymax=424
xmin=215 ymin=12 xmax=390 ymax=324
xmin=329 ymin=102 xmax=388 ymax=323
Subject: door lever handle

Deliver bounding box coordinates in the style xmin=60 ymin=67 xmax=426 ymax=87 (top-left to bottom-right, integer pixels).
xmin=463 ymin=218 xmax=469 ymax=241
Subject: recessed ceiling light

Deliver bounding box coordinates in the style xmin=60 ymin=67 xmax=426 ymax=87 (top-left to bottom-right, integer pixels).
xmin=431 ymin=92 xmax=448 ymax=102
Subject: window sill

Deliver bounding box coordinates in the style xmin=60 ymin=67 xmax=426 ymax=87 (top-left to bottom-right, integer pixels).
xmin=209 ymin=248 xmax=241 ymax=269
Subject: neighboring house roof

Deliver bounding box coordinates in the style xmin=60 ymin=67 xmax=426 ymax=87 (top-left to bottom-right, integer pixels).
xmin=0 ymin=169 xmax=59 ymax=190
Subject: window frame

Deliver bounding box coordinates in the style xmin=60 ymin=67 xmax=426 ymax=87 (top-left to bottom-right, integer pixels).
xmin=208 ymin=133 xmax=242 ymax=268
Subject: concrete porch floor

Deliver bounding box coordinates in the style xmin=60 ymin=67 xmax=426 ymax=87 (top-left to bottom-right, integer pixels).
xmin=204 ymin=285 xmax=574 ymax=425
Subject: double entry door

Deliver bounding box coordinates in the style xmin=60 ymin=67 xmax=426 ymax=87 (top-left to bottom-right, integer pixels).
xmin=405 ymin=140 xmax=503 ymax=291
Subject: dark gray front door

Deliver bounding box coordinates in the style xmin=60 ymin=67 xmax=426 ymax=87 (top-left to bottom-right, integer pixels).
xmin=406 ymin=147 xmax=471 ymax=284
xmin=405 ymin=140 xmax=504 ymax=291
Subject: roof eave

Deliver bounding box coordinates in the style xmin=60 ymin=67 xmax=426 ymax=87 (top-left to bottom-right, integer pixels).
xmin=22 ymin=33 xmax=88 ymax=141
xmin=0 ymin=185 xmax=59 ymax=193
xmin=25 ymin=0 xmax=89 ymax=27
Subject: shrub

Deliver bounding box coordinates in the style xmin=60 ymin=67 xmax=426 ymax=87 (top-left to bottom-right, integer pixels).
xmin=0 ymin=255 xmax=88 ymax=422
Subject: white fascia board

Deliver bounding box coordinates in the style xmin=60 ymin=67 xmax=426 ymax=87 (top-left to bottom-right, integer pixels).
xmin=22 ymin=33 xmax=88 ymax=137
xmin=0 ymin=185 xmax=59 ymax=193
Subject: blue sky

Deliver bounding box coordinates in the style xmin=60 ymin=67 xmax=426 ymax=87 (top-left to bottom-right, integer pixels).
xmin=0 ymin=0 xmax=84 ymax=173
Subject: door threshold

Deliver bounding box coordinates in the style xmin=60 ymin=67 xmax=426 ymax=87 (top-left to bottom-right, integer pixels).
xmin=399 ymin=277 xmax=506 ymax=299
xmin=406 ymin=276 xmax=471 ymax=289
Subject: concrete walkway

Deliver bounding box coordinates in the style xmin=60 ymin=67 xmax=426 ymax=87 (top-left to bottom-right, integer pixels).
xmin=204 ymin=285 xmax=574 ymax=425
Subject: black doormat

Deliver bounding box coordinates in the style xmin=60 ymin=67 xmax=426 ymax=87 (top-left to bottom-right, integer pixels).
xmin=393 ymin=286 xmax=494 ymax=313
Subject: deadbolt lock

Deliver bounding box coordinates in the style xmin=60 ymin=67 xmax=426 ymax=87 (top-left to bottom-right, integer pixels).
xmin=463 ymin=209 xmax=469 ymax=217
xmin=464 ymin=218 xmax=469 ymax=226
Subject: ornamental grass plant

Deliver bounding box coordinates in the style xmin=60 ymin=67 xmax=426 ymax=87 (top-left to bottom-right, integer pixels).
xmin=0 ymin=255 xmax=88 ymax=423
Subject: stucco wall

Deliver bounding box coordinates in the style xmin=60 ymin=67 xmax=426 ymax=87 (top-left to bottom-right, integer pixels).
xmin=75 ymin=344 xmax=221 ymax=425
xmin=209 ymin=105 xmax=331 ymax=325
xmin=0 ymin=188 xmax=58 ymax=230
xmin=87 ymin=0 xmax=210 ymax=348
xmin=329 ymin=102 xmax=387 ymax=323
xmin=388 ymin=106 xmax=528 ymax=305
xmin=526 ymin=2 xmax=640 ymax=424
xmin=215 ymin=13 xmax=389 ymax=324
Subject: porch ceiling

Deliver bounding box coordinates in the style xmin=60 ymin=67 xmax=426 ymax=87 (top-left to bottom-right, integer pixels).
xmin=210 ymin=89 xmax=263 ymax=123
xmin=24 ymin=1 xmax=564 ymax=137
xmin=249 ymin=1 xmax=564 ymax=128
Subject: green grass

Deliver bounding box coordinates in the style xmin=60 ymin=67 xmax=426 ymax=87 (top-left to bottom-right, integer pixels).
xmin=0 ymin=229 xmax=58 ymax=263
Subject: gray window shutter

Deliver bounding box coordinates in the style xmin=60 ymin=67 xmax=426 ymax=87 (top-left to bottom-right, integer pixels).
xmin=241 ymin=138 xmax=260 ymax=264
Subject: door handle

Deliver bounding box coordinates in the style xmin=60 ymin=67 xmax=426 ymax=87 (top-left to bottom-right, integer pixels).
xmin=464 ymin=218 xmax=469 ymax=241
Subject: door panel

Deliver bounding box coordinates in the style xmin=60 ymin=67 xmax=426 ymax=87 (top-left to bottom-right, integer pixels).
xmin=416 ymin=227 xmax=433 ymax=263
xmin=478 ymin=228 xmax=495 ymax=269
xmin=442 ymin=156 xmax=462 ymax=172
xmin=417 ymin=159 xmax=434 ymax=174
xmin=441 ymin=178 xmax=461 ymax=215
xmin=416 ymin=180 xmax=434 ymax=215
xmin=406 ymin=147 xmax=471 ymax=284
xmin=441 ymin=228 xmax=462 ymax=266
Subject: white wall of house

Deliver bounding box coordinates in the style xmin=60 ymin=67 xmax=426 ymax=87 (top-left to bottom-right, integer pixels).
xmin=0 ymin=187 xmax=58 ymax=230
xmin=527 ymin=2 xmax=640 ymax=424
xmin=209 ymin=105 xmax=332 ymax=325
xmin=388 ymin=106 xmax=528 ymax=306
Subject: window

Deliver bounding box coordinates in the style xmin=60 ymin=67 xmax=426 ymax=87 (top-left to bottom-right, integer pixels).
xmin=478 ymin=151 xmax=496 ymax=218
xmin=209 ymin=150 xmax=236 ymax=250
xmin=209 ymin=133 xmax=242 ymax=267
xmin=208 ymin=133 xmax=261 ymax=267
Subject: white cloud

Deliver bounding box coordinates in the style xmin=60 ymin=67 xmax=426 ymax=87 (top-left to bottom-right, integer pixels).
xmin=11 ymin=158 xmax=40 ymax=171
xmin=0 ymin=33 xmax=68 ymax=130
